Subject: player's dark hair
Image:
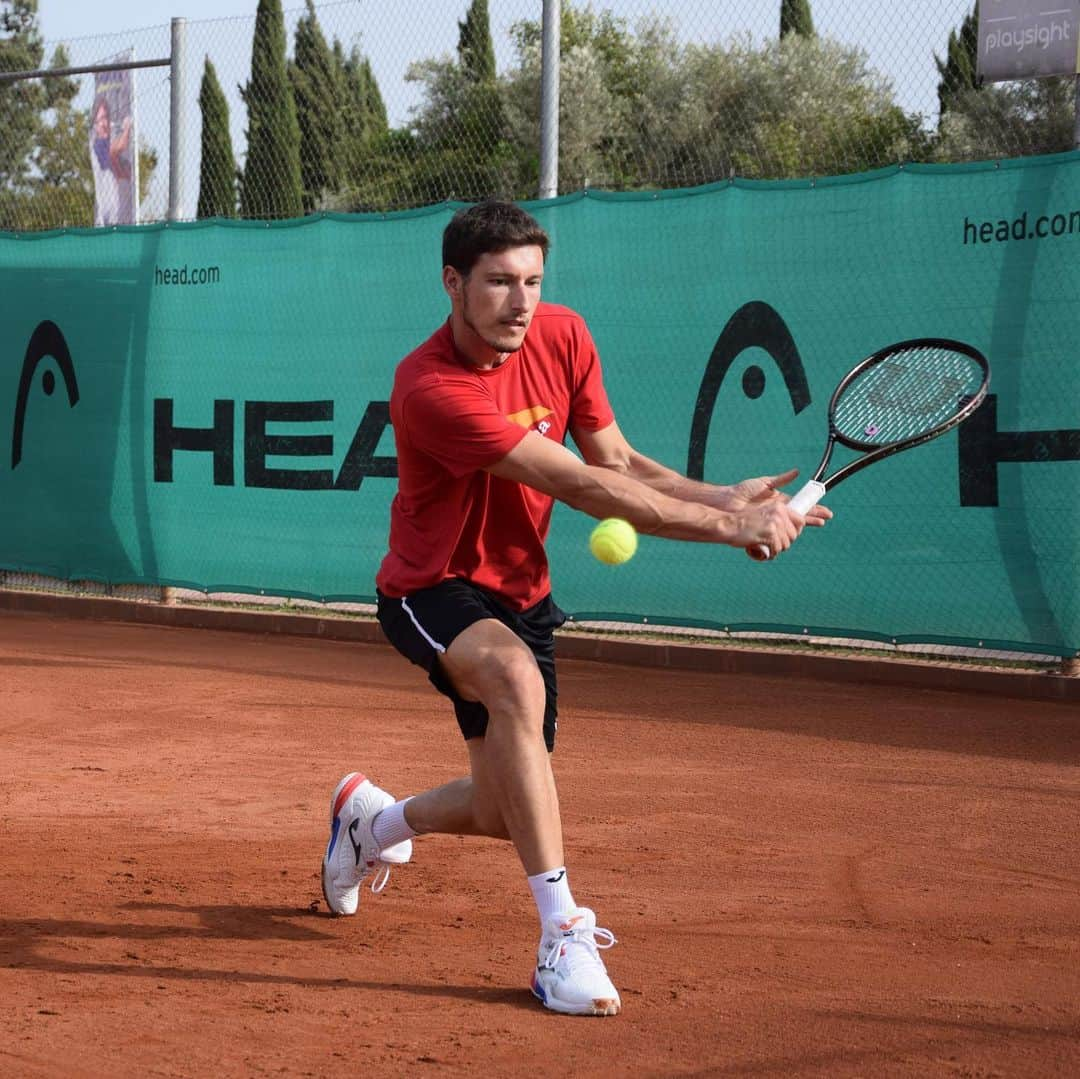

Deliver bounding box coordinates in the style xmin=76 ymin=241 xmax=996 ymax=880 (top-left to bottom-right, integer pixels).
xmin=442 ymin=200 xmax=549 ymax=276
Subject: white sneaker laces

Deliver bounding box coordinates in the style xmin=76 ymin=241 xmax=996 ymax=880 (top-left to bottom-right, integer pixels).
xmin=542 ymin=923 xmax=617 ymax=971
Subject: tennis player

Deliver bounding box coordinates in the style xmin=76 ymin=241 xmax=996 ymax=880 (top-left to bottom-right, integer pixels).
xmin=321 ymin=200 xmax=831 ymax=1016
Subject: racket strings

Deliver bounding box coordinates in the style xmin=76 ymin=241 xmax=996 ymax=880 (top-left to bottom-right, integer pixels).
xmin=833 ymin=346 xmax=985 ymax=445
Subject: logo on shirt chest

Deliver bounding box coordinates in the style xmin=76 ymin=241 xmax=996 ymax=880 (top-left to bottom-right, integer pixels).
xmin=506 ymin=404 xmax=556 ymax=436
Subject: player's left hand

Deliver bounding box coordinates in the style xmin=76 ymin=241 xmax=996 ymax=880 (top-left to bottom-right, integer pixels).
xmin=720 ymin=470 xmax=833 ymax=527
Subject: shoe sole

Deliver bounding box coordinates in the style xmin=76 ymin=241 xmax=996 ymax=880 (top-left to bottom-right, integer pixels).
xmin=530 ymin=970 xmax=621 ymax=1016
xmin=320 ymin=860 xmax=341 ymax=916
xmin=321 ymin=772 xmax=368 ymax=916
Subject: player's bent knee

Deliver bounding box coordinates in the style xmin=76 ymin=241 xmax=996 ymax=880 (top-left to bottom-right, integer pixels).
xmin=474 ymin=645 xmax=544 ymax=708
xmin=487 ymin=664 xmax=546 ymax=728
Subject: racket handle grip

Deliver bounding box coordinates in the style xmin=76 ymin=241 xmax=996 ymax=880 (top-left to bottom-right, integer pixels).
xmin=787 ymin=480 xmax=827 ymax=517
xmin=747 ymin=480 xmax=827 ymax=562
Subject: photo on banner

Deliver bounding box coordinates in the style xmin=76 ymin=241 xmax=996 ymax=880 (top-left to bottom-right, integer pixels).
xmin=89 ymin=51 xmax=138 ymax=227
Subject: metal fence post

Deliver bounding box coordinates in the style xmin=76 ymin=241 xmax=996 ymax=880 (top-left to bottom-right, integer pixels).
xmin=164 ymin=16 xmax=188 ymax=606
xmin=168 ymin=17 xmax=188 ymax=222
xmin=538 ymin=0 xmax=560 ymax=200
xmin=1074 ymin=75 xmax=1080 ymax=150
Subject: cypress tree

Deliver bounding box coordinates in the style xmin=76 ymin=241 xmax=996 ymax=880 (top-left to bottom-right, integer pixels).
xmin=780 ymin=0 xmax=815 ymax=39
xmin=935 ymin=4 xmax=980 ymax=119
xmin=197 ymin=58 xmax=236 ymax=218
xmin=239 ymin=0 xmax=303 ymax=219
xmin=458 ymin=0 xmax=496 ymax=84
xmin=290 ymin=0 xmax=341 ymax=213
xmin=358 ymin=56 xmax=388 ymax=135
xmin=335 ymin=41 xmax=388 ymax=181
xmin=455 ymin=0 xmax=504 ymax=148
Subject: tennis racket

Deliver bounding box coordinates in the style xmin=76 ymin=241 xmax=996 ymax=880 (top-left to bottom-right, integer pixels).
xmin=751 ymin=337 xmax=990 ymax=561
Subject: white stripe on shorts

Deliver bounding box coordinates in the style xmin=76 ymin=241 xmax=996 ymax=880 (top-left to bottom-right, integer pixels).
xmin=400 ymin=597 xmax=447 ymax=654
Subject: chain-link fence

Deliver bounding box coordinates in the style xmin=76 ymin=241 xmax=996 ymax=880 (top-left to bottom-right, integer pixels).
xmin=3 ymin=1 xmax=1078 ymax=672
xmin=3 ymin=0 xmax=1072 ymax=231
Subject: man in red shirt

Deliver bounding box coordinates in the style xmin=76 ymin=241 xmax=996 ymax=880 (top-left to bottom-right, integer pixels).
xmin=322 ymin=200 xmax=830 ymax=1016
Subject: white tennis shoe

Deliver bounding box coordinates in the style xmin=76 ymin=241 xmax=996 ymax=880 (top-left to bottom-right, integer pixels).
xmin=321 ymin=772 xmax=412 ymax=916
xmin=530 ymin=907 xmax=621 ymax=1016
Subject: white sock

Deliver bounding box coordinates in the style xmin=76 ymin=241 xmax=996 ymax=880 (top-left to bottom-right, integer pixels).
xmin=528 ymin=866 xmax=575 ymax=926
xmin=371 ymin=797 xmax=417 ymax=851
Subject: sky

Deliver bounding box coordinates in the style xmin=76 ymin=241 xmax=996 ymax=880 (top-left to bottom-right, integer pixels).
xmin=33 ymin=0 xmax=973 ymax=218
xmin=38 ymin=0 xmax=972 ymax=124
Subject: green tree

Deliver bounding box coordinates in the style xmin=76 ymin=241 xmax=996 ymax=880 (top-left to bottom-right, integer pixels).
xmin=8 ymin=43 xmax=158 ymax=230
xmin=402 ymin=0 xmax=514 ymax=203
xmin=358 ymin=55 xmax=388 ymax=134
xmin=935 ymin=3 xmax=979 ymax=119
xmin=197 ymin=57 xmax=236 ymax=218
xmin=458 ymin=0 xmax=506 ymax=148
xmin=932 ymin=1 xmax=1073 ymax=160
xmin=509 ymin=8 xmax=928 ymax=190
xmin=334 ymin=41 xmax=388 ymax=157
xmin=347 ymin=0 xmax=930 ymax=207
xmin=329 ymin=40 xmax=393 ymax=210
xmin=239 ymin=0 xmax=303 ymax=219
xmin=780 ymin=0 xmax=815 ymax=40
xmin=22 ymin=45 xmax=91 ymax=228
xmin=667 ymin=35 xmax=927 ymax=182
xmin=0 ymin=0 xmax=45 ymax=225
xmin=935 ymin=76 xmax=1075 ymax=161
xmin=290 ymin=0 xmax=341 ymax=213
xmin=505 ymin=5 xmax=665 ymax=192
xmin=458 ymin=0 xmax=496 ymax=83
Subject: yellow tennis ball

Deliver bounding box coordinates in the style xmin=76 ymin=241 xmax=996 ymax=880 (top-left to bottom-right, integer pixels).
xmin=589 ymin=518 xmax=638 ymax=565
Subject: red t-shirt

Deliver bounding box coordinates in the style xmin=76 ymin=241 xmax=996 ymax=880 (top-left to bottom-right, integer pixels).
xmin=375 ymin=302 xmax=615 ymax=610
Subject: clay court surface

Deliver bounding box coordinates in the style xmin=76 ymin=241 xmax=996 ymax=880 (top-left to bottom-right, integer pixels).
xmin=1 ymin=609 xmax=1078 ymax=1078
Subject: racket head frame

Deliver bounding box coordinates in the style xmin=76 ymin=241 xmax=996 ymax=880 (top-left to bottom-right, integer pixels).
xmin=810 ymin=336 xmax=990 ymax=492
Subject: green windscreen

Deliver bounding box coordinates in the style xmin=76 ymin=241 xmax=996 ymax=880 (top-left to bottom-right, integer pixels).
xmin=1 ymin=154 xmax=1077 ymax=655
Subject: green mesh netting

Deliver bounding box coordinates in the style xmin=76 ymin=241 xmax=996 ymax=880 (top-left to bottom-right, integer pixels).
xmin=1 ymin=154 xmax=1077 ymax=654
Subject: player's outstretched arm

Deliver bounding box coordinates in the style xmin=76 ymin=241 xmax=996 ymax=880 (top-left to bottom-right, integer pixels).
xmin=488 ymin=429 xmax=803 ymax=556
xmin=571 ymin=421 xmax=832 ymax=529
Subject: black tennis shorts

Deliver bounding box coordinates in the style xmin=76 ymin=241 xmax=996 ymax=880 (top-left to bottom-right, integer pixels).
xmin=376 ymin=579 xmax=566 ymax=752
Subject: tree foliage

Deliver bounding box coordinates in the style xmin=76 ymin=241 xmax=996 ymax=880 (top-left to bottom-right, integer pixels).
xmin=0 ymin=7 xmax=156 ymax=231
xmin=936 ymin=76 xmax=1076 ymax=161
xmin=674 ymin=35 xmax=928 ymax=181
xmin=935 ymin=3 xmax=978 ymax=119
xmin=458 ymin=0 xmax=496 ymax=84
xmin=333 ymin=40 xmax=390 ymax=202
xmin=240 ymin=0 xmax=303 ymax=219
xmin=780 ymin=0 xmax=815 ymax=41
xmin=290 ymin=0 xmax=340 ymax=213
xmin=197 ymin=58 xmax=236 ymax=219
xmin=9 ymin=0 xmax=1077 ymax=230
xmin=390 ymin=0 xmax=513 ymax=207
xmin=932 ymin=3 xmax=1072 ymax=161
xmin=502 ymin=4 xmax=925 ymax=192
xmin=20 ymin=44 xmax=91 ymax=228
xmin=0 ymin=0 xmax=45 ymax=216
xmin=505 ymin=6 xmax=672 ymax=192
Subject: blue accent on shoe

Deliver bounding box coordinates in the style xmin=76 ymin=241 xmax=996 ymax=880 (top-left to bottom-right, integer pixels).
xmin=326 ymin=815 xmax=340 ymax=860
xmin=530 ymin=970 xmax=546 ymax=1003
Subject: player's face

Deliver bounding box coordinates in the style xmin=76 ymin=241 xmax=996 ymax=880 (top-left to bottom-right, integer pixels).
xmin=446 ymin=245 xmax=544 ymax=364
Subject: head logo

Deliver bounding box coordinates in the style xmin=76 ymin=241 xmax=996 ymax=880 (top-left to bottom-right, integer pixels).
xmin=12 ymin=320 xmax=79 ymax=469
xmin=507 ymin=404 xmax=554 ymax=430
xmin=687 ymin=301 xmax=810 ymax=479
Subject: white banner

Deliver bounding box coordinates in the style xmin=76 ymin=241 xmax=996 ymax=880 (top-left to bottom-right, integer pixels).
xmin=90 ymin=51 xmax=138 ymax=226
